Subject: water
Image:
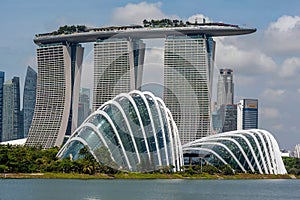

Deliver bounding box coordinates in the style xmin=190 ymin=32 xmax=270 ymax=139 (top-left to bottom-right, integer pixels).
xmin=0 ymin=179 xmax=300 ymax=200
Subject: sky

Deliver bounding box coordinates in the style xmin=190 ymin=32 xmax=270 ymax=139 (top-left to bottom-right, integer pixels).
xmin=0 ymin=0 xmax=299 ymax=150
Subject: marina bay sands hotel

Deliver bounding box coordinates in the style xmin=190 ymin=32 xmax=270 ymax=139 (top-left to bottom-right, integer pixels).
xmin=25 ymin=21 xmax=256 ymax=149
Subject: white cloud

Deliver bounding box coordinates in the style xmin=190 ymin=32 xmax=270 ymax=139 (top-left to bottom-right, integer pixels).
xmin=110 ymin=2 xmax=177 ymax=25
xmin=215 ymin=39 xmax=277 ymax=75
xmin=265 ymin=15 xmax=300 ymax=54
xmin=143 ymin=46 xmax=164 ymax=85
xmin=279 ymin=57 xmax=300 ymax=78
xmin=261 ymin=107 xmax=280 ymax=119
xmin=262 ymin=88 xmax=285 ymax=96
xmin=187 ymin=14 xmax=210 ymax=23
xmin=261 ymin=88 xmax=285 ymax=103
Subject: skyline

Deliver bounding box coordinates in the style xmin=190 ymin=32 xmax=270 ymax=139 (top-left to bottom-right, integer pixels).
xmin=0 ymin=1 xmax=299 ymax=149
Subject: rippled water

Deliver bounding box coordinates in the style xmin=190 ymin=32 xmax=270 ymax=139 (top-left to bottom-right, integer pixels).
xmin=0 ymin=179 xmax=300 ymax=200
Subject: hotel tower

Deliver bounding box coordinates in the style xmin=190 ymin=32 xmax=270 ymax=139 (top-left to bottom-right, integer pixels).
xmin=26 ymin=44 xmax=84 ymax=149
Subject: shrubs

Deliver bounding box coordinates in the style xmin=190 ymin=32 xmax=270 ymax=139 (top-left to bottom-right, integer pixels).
xmin=283 ymin=157 xmax=300 ymax=175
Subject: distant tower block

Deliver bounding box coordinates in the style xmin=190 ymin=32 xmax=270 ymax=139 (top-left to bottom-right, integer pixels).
xmin=164 ymin=36 xmax=215 ymax=144
xmin=23 ymin=66 xmax=37 ymax=138
xmin=26 ymin=44 xmax=84 ymax=149
xmin=93 ymin=38 xmax=145 ymax=111
xmin=217 ymin=69 xmax=234 ymax=109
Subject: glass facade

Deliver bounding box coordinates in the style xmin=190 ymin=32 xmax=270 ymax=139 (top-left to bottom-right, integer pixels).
xmin=93 ymin=38 xmax=145 ymax=112
xmin=2 ymin=77 xmax=21 ymax=141
xmin=164 ymin=35 xmax=215 ymax=144
xmin=183 ymin=129 xmax=287 ymax=174
xmin=77 ymin=88 xmax=91 ymax=126
xmin=23 ymin=66 xmax=37 ymax=138
xmin=58 ymin=90 xmax=183 ymax=172
xmin=237 ymin=99 xmax=258 ymax=130
xmin=0 ymin=71 xmax=4 ymax=142
xmin=26 ymin=44 xmax=84 ymax=149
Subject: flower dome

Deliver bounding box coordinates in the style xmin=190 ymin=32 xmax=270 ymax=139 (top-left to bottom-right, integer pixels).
xmin=183 ymin=129 xmax=287 ymax=174
xmin=57 ymin=90 xmax=183 ymax=172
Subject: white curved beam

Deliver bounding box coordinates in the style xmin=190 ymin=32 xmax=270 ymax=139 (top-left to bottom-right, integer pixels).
xmin=91 ymin=110 xmax=132 ymax=170
xmin=184 ymin=147 xmax=229 ymax=167
xmin=67 ymin=137 xmax=101 ymax=163
xmin=255 ymin=130 xmax=273 ymax=174
xmin=114 ymin=93 xmax=151 ymax=161
xmin=243 ymin=131 xmax=269 ymax=174
xmin=186 ymin=137 xmax=254 ymax=172
xmin=81 ymin=122 xmax=116 ymax=162
xmin=142 ymin=91 xmax=169 ymax=166
xmin=187 ymin=141 xmax=246 ymax=172
xmin=129 ymin=90 xmax=162 ymax=166
xmin=156 ymin=98 xmax=171 ymax=166
xmin=185 ymin=131 xmax=263 ymax=174
xmin=96 ymin=101 xmax=141 ymax=164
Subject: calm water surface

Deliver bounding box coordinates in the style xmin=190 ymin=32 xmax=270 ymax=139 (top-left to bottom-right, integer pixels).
xmin=0 ymin=179 xmax=300 ymax=200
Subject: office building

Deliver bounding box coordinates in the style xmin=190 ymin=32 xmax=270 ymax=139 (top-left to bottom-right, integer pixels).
xmin=0 ymin=71 xmax=4 ymax=142
xmin=23 ymin=66 xmax=37 ymax=138
xmin=93 ymin=38 xmax=145 ymax=111
xmin=77 ymin=87 xmax=91 ymax=126
xmin=217 ymin=69 xmax=234 ymax=109
xmin=164 ymin=36 xmax=215 ymax=144
xmin=26 ymin=44 xmax=84 ymax=149
xmin=221 ymin=104 xmax=237 ymax=132
xmin=237 ymin=99 xmax=258 ymax=130
xmin=2 ymin=77 xmax=21 ymax=141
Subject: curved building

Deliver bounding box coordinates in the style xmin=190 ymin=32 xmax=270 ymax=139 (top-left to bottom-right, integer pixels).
xmin=183 ymin=129 xmax=287 ymax=174
xmin=57 ymin=90 xmax=183 ymax=172
xmin=26 ymin=44 xmax=84 ymax=149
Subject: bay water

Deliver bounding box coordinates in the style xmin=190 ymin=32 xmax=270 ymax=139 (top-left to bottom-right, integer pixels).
xmin=0 ymin=179 xmax=299 ymax=200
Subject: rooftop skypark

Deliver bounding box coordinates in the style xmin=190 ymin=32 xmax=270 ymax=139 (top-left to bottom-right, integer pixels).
xmin=34 ymin=19 xmax=256 ymax=45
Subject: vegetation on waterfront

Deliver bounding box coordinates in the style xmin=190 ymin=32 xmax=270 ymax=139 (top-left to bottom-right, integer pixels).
xmin=0 ymin=144 xmax=116 ymax=175
xmin=282 ymin=157 xmax=300 ymax=175
xmin=0 ymin=145 xmax=299 ymax=179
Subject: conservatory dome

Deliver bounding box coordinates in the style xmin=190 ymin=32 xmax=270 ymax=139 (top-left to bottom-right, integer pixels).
xmin=57 ymin=90 xmax=183 ymax=172
xmin=183 ymin=129 xmax=287 ymax=174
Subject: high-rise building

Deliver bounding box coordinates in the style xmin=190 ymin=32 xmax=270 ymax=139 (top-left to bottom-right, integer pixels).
xmin=2 ymin=77 xmax=21 ymax=142
xmin=77 ymin=87 xmax=91 ymax=126
xmin=237 ymin=99 xmax=258 ymax=130
xmin=221 ymin=104 xmax=237 ymax=132
xmin=0 ymin=71 xmax=4 ymax=142
xmin=26 ymin=44 xmax=84 ymax=149
xmin=217 ymin=69 xmax=234 ymax=109
xmin=23 ymin=66 xmax=37 ymax=138
xmin=164 ymin=36 xmax=215 ymax=144
xmin=93 ymin=38 xmax=145 ymax=111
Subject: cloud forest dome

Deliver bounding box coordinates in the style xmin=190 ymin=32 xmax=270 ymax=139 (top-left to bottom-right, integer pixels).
xmin=57 ymin=90 xmax=183 ymax=172
xmin=182 ymin=129 xmax=287 ymax=174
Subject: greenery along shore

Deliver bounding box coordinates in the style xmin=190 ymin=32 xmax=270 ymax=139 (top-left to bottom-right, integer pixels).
xmin=0 ymin=144 xmax=299 ymax=179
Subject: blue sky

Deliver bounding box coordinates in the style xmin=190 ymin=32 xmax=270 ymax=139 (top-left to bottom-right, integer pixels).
xmin=0 ymin=0 xmax=300 ymax=149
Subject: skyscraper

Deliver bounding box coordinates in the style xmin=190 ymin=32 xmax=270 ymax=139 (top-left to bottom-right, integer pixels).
xmin=237 ymin=99 xmax=258 ymax=130
xmin=164 ymin=35 xmax=215 ymax=144
xmin=0 ymin=71 xmax=4 ymax=142
xmin=26 ymin=44 xmax=84 ymax=149
xmin=93 ymin=38 xmax=145 ymax=111
xmin=217 ymin=69 xmax=234 ymax=109
xmin=2 ymin=77 xmax=21 ymax=142
xmin=221 ymin=104 xmax=237 ymax=132
xmin=77 ymin=87 xmax=91 ymax=126
xmin=23 ymin=66 xmax=37 ymax=138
